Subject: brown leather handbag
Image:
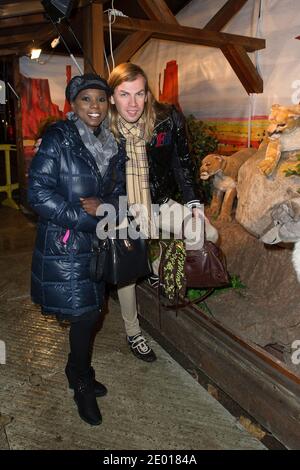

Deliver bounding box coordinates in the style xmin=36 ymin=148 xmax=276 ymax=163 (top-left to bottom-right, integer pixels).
xmin=185 ymin=240 xmax=230 ymax=289
xmin=158 ymin=237 xmax=230 ymax=310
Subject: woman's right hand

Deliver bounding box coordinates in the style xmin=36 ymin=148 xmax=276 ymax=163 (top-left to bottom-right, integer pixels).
xmin=34 ymin=138 xmax=42 ymax=154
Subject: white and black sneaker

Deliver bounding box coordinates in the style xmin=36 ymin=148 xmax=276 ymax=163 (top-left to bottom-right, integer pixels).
xmin=127 ymin=333 xmax=157 ymax=362
xmin=147 ymin=274 xmax=160 ymax=289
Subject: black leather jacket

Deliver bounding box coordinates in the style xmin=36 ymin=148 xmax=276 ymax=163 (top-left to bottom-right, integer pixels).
xmin=120 ymin=106 xmax=198 ymax=205
xmin=147 ymin=106 xmax=198 ymax=205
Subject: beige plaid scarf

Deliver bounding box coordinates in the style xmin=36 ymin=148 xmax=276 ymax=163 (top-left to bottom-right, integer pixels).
xmin=118 ymin=116 xmax=156 ymax=237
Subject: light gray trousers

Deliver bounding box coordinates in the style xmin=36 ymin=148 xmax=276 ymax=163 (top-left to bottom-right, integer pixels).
xmin=117 ymin=200 xmax=218 ymax=337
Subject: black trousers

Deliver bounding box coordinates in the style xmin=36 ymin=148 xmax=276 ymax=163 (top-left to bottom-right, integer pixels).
xmin=69 ymin=310 xmax=101 ymax=375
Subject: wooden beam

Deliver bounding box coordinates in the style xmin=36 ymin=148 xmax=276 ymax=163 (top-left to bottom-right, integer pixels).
xmin=0 ymin=13 xmax=48 ymax=29
xmin=221 ymin=44 xmax=263 ymax=93
xmin=0 ymin=1 xmax=43 ymax=18
xmin=204 ymin=0 xmax=249 ymax=31
xmin=107 ymin=0 xmax=178 ymax=70
xmin=83 ymin=3 xmax=104 ymax=75
xmin=91 ymin=3 xmax=104 ymax=76
xmin=203 ymin=0 xmax=263 ymax=94
xmin=0 ymin=49 xmax=18 ymax=57
xmin=0 ymin=25 xmax=54 ymax=47
xmin=83 ymin=4 xmax=93 ymax=73
xmin=0 ymin=23 xmax=71 ymax=57
xmin=138 ymin=0 xmax=178 ymax=24
xmin=104 ymin=17 xmax=265 ymax=52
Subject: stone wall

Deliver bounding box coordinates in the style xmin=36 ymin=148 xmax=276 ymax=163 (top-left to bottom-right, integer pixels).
xmin=236 ymin=144 xmax=300 ymax=237
xmin=205 ymin=220 xmax=300 ymax=374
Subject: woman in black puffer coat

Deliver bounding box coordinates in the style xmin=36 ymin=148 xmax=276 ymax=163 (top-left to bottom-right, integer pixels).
xmin=28 ymin=74 xmax=126 ymax=426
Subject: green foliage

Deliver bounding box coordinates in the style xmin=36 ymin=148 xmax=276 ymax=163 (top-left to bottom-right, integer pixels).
xmin=230 ymin=274 xmax=246 ymax=290
xmin=187 ymin=288 xmax=208 ymax=300
xmin=186 ymin=115 xmax=219 ymax=160
xmin=185 ymin=114 xmax=219 ymax=203
xmin=187 ymin=274 xmax=246 ymax=303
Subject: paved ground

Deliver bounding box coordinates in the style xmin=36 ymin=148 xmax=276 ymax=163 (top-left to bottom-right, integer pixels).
xmin=0 ymin=206 xmax=266 ymax=450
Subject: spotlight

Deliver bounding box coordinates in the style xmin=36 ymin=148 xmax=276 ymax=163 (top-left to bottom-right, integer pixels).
xmin=41 ymin=0 xmax=86 ymax=76
xmin=41 ymin=0 xmax=75 ymax=23
xmin=31 ymin=48 xmax=42 ymax=60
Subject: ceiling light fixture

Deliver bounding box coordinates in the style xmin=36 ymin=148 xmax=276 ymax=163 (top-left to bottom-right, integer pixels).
xmin=30 ymin=48 xmax=42 ymax=60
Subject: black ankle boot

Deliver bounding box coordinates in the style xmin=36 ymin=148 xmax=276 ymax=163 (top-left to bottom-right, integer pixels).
xmin=73 ymin=372 xmax=102 ymax=426
xmin=65 ymin=354 xmax=107 ymax=397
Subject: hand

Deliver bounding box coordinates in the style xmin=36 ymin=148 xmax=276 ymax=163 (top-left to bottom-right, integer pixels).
xmin=192 ymin=207 xmax=202 ymax=219
xmin=34 ymin=138 xmax=42 ymax=154
xmin=80 ymin=197 xmax=101 ymax=216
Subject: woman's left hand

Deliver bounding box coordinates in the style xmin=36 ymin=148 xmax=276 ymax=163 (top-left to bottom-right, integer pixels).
xmin=80 ymin=197 xmax=101 ymax=216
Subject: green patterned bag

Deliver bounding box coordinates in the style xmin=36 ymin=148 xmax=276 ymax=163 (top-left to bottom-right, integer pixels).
xmin=158 ymin=240 xmax=187 ymax=303
xmin=158 ymin=237 xmax=229 ymax=312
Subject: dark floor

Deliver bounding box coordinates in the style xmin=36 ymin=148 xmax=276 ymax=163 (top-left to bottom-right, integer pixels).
xmin=0 ymin=206 xmax=265 ymax=450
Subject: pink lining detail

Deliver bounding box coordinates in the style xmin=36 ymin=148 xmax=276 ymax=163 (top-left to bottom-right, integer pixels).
xmin=62 ymin=229 xmax=70 ymax=244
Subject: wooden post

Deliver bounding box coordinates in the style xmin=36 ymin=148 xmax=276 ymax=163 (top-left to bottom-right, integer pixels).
xmin=83 ymin=3 xmax=104 ymax=76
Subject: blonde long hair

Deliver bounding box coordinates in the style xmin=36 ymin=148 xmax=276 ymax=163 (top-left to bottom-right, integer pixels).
xmin=108 ymin=63 xmax=170 ymax=142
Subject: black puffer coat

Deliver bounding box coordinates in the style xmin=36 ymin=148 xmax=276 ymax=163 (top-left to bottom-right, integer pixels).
xmin=28 ymin=120 xmax=125 ymax=320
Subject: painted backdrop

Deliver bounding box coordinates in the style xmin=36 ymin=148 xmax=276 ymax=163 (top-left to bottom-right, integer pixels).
xmin=132 ymin=0 xmax=300 ymax=153
xmin=19 ymin=54 xmax=83 ymax=175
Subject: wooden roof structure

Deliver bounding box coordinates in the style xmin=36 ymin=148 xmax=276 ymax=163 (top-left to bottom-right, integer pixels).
xmin=0 ymin=0 xmax=265 ymax=94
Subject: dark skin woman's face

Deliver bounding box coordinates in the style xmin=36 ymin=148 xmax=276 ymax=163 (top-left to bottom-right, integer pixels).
xmin=71 ymin=88 xmax=108 ymax=130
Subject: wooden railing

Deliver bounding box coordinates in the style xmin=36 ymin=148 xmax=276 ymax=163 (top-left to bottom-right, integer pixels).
xmin=0 ymin=144 xmax=19 ymax=210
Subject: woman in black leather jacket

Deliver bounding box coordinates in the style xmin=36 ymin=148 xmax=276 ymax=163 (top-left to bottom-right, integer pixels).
xmin=107 ymin=63 xmax=218 ymax=364
xmin=28 ymin=74 xmax=125 ymax=426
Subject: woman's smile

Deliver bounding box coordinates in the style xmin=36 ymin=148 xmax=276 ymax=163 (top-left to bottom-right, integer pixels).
xmin=71 ymin=89 xmax=108 ymax=130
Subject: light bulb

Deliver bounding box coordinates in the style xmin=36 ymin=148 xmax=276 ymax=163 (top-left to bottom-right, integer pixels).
xmin=51 ymin=37 xmax=60 ymax=48
xmin=31 ymin=48 xmax=42 ymax=60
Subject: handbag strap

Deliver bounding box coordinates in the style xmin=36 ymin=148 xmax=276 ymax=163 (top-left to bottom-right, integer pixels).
xmin=90 ymin=238 xmax=109 ymax=282
xmin=158 ymin=281 xmax=214 ymax=328
xmin=159 ymin=287 xmax=214 ymax=310
xmin=181 ymin=211 xmax=207 ymax=245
